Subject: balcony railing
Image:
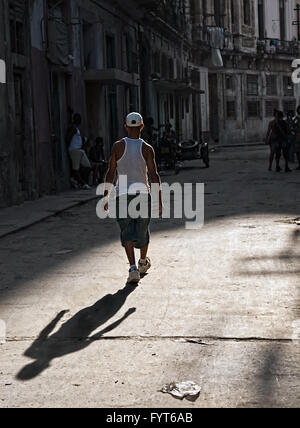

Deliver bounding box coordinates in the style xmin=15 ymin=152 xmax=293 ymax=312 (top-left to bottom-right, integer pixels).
xmin=257 ymin=38 xmax=300 ymax=56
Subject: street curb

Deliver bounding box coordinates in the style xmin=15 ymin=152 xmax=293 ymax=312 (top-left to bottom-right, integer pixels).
xmin=0 ymin=194 xmax=98 ymax=240
xmin=210 ymin=143 xmax=265 ymax=150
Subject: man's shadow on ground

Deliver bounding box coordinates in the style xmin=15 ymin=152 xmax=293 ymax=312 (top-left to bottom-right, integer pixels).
xmin=17 ymin=283 xmax=137 ymax=381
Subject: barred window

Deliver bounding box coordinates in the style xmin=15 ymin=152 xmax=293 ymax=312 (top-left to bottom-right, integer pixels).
xmin=283 ymin=76 xmax=294 ymax=97
xmin=247 ymin=75 xmax=259 ymax=96
xmin=283 ymin=100 xmax=296 ymax=114
xmin=266 ymin=75 xmax=277 ymax=96
xmin=265 ymin=100 xmax=279 ymax=117
xmin=247 ymin=101 xmax=260 ymax=118
xmin=227 ymin=101 xmax=236 ymax=119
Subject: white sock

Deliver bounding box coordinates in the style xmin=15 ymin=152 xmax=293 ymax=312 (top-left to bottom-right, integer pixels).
xmin=140 ymin=259 xmax=146 ymax=264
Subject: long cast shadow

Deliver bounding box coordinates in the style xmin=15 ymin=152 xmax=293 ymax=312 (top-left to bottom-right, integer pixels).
xmin=17 ymin=283 xmax=137 ymax=381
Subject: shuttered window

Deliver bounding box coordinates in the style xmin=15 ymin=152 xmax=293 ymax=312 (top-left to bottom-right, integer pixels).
xmin=266 ymin=75 xmax=277 ymax=96
xmin=247 ymin=75 xmax=259 ymax=96
xmin=283 ymin=76 xmax=294 ymax=97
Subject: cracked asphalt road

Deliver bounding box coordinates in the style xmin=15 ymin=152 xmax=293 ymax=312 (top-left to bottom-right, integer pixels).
xmin=0 ymin=146 xmax=299 ymax=408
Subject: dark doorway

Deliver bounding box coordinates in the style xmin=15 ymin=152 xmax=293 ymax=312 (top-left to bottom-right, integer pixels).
xmin=13 ymin=71 xmax=26 ymax=194
xmin=50 ymin=71 xmax=69 ymax=186
xmin=85 ymin=82 xmax=102 ymax=140
xmin=209 ymin=74 xmax=219 ymax=142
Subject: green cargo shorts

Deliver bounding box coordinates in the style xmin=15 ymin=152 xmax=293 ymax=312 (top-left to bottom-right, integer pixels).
xmin=116 ymin=194 xmax=151 ymax=249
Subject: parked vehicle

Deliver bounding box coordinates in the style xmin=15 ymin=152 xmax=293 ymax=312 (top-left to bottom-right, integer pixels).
xmin=177 ymin=139 xmax=210 ymax=169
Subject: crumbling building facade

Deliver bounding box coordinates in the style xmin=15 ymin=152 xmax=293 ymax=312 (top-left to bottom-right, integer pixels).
xmin=194 ymin=0 xmax=300 ymax=144
xmin=1 ymin=0 xmax=300 ymax=207
xmin=0 ymin=0 xmax=203 ymax=207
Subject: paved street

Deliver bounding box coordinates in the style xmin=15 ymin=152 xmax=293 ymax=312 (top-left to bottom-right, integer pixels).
xmin=0 ymin=146 xmax=299 ymax=408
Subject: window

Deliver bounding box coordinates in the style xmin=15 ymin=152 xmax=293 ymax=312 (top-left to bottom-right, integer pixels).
xmin=279 ymin=0 xmax=286 ymax=40
xmin=214 ymin=0 xmax=225 ymax=27
xmin=191 ymin=69 xmax=200 ymax=86
xmin=231 ymin=0 xmax=235 ymax=26
xmin=266 ymin=75 xmax=277 ymax=96
xmin=227 ymin=101 xmax=236 ymax=119
xmin=247 ymin=101 xmax=260 ymax=118
xmin=108 ymin=85 xmax=118 ymax=142
xmin=9 ymin=0 xmax=25 ymax=55
xmin=106 ymin=34 xmax=116 ymax=68
xmin=265 ymin=100 xmax=279 ymax=117
xmin=283 ymin=76 xmax=294 ymax=97
xmin=283 ymin=100 xmax=296 ymax=114
xmin=247 ymin=75 xmax=259 ymax=96
xmin=258 ymin=0 xmax=265 ymax=40
xmin=169 ymin=95 xmax=174 ymax=119
xmin=161 ymin=55 xmax=168 ymax=79
xmin=169 ymin=59 xmax=174 ymax=79
xmin=126 ymin=35 xmax=138 ymax=74
xmin=226 ymin=75 xmax=234 ymax=91
xmin=243 ymin=0 xmax=251 ymax=26
xmin=153 ymin=52 xmax=160 ymax=74
xmin=177 ymin=61 xmax=182 ymax=79
xmin=186 ymin=96 xmax=190 ymax=114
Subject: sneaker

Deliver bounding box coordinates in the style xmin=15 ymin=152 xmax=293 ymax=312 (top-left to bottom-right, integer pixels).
xmin=127 ymin=268 xmax=140 ymax=284
xmin=285 ymin=168 xmax=292 ymax=173
xmin=138 ymin=258 xmax=152 ymax=275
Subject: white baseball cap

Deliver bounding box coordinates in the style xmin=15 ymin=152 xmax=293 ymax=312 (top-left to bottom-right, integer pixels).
xmin=126 ymin=112 xmax=144 ymax=128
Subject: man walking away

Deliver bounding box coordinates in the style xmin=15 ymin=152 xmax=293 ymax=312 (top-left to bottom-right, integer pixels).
xmin=66 ymin=113 xmax=92 ymax=189
xmin=104 ymin=113 xmax=163 ymax=284
xmin=275 ymin=111 xmax=292 ymax=173
xmin=266 ymin=109 xmax=281 ymax=172
xmin=294 ymin=106 xmax=300 ymax=171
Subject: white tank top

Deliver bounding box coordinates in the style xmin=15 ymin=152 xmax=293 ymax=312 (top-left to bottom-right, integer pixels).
xmin=116 ymin=138 xmax=150 ymax=197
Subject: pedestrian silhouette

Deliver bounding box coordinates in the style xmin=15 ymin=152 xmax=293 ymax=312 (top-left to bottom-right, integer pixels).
xmin=17 ymin=283 xmax=137 ymax=381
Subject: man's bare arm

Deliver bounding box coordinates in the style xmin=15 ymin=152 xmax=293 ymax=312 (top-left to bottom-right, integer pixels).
xmin=103 ymin=144 xmax=118 ymax=208
xmin=145 ymin=145 xmax=163 ymax=216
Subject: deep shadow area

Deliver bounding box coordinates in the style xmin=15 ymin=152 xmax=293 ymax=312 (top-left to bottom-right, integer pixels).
xmin=17 ymin=283 xmax=137 ymax=381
